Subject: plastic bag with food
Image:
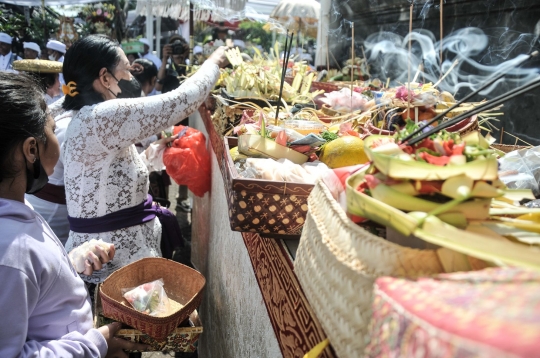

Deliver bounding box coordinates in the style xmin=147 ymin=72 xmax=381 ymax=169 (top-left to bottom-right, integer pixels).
xmin=68 ymin=239 xmax=112 ymax=273
xmin=122 ymin=279 xmax=170 ymax=316
xmin=498 ymin=146 xmax=540 ymax=197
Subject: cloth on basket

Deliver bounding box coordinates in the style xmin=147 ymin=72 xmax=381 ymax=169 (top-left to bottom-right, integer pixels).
xmin=365 ymin=267 xmax=540 ymax=358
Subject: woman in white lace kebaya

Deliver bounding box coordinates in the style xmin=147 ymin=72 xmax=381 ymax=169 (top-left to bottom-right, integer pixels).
xmin=62 ymin=36 xmax=229 ymax=284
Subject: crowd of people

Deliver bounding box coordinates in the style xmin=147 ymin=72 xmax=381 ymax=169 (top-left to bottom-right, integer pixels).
xmin=0 ymin=31 xmax=230 ymax=357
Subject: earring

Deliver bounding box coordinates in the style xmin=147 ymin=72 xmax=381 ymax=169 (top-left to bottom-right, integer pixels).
xmin=33 ymin=158 xmax=37 ymax=163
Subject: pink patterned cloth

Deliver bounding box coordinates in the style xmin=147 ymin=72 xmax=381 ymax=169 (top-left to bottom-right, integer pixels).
xmin=366 ymin=267 xmax=540 ymax=357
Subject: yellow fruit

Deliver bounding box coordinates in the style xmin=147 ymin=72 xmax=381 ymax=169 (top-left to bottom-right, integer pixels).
xmin=230 ymin=146 xmax=248 ymax=162
xmin=319 ymin=136 xmax=369 ymax=168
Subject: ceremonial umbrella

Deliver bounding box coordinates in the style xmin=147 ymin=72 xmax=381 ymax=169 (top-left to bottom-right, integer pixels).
xmin=269 ymin=0 xmax=320 ymax=38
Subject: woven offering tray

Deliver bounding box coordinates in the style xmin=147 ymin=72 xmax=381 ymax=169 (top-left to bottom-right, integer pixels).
xmin=94 ymin=287 xmax=202 ymax=352
xmin=99 ymin=257 xmax=205 ymax=340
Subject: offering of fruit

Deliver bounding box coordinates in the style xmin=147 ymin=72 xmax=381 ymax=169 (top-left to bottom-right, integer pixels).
xmin=319 ymin=136 xmax=370 ymax=169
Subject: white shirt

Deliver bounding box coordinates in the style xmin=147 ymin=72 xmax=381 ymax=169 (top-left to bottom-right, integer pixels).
xmin=0 ymin=51 xmax=21 ymax=72
xmin=63 ymin=61 xmax=219 ymax=283
xmin=57 ymin=55 xmax=65 ymax=85
xmin=143 ymin=52 xmax=162 ymax=69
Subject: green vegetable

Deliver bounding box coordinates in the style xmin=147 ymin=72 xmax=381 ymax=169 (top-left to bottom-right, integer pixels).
xmin=321 ymin=131 xmax=339 ymax=142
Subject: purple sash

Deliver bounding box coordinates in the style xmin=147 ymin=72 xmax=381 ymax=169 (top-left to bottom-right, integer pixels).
xmin=67 ymin=194 xmax=183 ymax=258
xmin=68 ymin=195 xmax=156 ymax=234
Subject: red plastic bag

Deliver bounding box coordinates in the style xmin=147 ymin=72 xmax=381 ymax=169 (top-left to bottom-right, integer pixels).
xmin=163 ymin=125 xmax=211 ymax=197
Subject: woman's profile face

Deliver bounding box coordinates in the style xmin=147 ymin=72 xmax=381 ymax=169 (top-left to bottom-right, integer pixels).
xmin=39 ymin=114 xmax=60 ymax=176
xmin=108 ymin=48 xmax=133 ymax=98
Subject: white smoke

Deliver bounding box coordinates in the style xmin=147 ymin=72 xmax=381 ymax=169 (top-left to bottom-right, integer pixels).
xmin=364 ymin=27 xmax=539 ymax=95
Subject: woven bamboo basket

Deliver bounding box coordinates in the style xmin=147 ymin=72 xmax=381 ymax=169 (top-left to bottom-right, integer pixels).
xmin=222 ymin=136 xmax=313 ymax=238
xmin=100 ymin=257 xmax=205 ymax=340
xmin=94 ymin=288 xmax=203 ymax=352
xmin=294 ymin=180 xmax=446 ymax=357
xmin=491 ymin=143 xmax=530 ymax=153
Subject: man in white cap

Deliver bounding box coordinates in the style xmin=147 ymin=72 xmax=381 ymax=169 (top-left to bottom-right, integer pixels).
xmin=23 ymin=42 xmax=41 ymax=60
xmin=46 ymin=40 xmax=66 ymax=84
xmin=46 ymin=40 xmax=66 ymax=62
xmin=139 ymin=38 xmax=162 ymax=69
xmin=0 ymin=32 xmax=21 ymax=72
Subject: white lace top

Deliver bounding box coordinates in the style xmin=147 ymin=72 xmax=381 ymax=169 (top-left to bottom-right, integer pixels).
xmin=63 ymin=61 xmax=220 ymax=283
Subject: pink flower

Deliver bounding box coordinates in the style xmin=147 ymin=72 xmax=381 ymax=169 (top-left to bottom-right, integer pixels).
xmin=104 ymin=11 xmax=109 ymax=17
xmin=96 ymin=8 xmax=102 ymax=15
xmin=395 ymin=86 xmax=415 ymax=101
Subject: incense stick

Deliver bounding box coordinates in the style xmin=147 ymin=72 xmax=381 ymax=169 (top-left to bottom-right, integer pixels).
xmin=407 ymin=76 xmax=540 ymax=145
xmin=440 ymin=0 xmax=444 ymax=75
xmin=401 ymin=51 xmax=538 ymax=142
xmin=275 ymin=32 xmax=293 ymax=124
xmin=326 ymin=33 xmax=330 ymax=73
xmin=361 ymin=45 xmax=370 ymax=78
xmin=500 ymin=127 xmax=504 ymax=144
xmin=433 ymin=59 xmax=459 ymax=87
xmin=351 ymin=22 xmax=355 ymax=114
xmin=412 ymin=62 xmax=424 ymax=83
xmin=407 ymin=4 xmax=413 ymax=115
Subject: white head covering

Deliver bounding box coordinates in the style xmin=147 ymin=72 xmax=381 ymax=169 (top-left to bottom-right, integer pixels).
xmin=193 ymin=45 xmax=203 ymax=54
xmin=0 ymin=32 xmax=12 ymax=45
xmin=23 ymin=42 xmax=41 ymax=56
xmin=46 ymin=40 xmax=66 ymax=54
xmin=139 ymin=38 xmax=150 ymax=46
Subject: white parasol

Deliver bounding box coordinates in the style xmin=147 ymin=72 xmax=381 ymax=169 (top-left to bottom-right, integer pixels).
xmin=269 ymin=0 xmax=320 ymax=38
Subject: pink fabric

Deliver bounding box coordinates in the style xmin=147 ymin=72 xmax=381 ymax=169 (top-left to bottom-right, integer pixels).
xmin=366 ymin=267 xmax=540 ymax=358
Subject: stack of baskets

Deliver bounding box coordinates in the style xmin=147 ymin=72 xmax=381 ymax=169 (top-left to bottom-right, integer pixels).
xmin=295 ymin=180 xmax=448 ymax=357
xmin=99 ymin=257 xmax=205 ymax=341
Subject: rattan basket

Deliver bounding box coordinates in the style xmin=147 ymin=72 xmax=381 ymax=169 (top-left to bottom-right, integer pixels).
xmin=294 ymin=180 xmax=446 ymax=357
xmin=100 ymin=257 xmax=205 ymax=340
xmin=491 ymin=143 xmax=530 ymax=153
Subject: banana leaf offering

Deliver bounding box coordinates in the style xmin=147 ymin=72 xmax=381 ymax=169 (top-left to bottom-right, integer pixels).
xmin=365 ymin=121 xmax=499 ymax=181
xmin=346 ymin=122 xmax=540 ymax=270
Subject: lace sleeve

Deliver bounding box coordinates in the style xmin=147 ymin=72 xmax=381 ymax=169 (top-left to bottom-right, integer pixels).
xmin=89 ymin=61 xmax=219 ymax=151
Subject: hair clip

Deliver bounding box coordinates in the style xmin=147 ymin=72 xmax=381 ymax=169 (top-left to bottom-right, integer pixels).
xmin=62 ymin=81 xmax=79 ymax=97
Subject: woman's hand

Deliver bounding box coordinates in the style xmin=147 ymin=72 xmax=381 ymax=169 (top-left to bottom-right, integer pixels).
xmin=144 ymin=133 xmax=179 ymax=155
xmin=208 ymin=46 xmax=231 ymax=68
xmin=81 ymin=243 xmax=115 ymax=276
xmin=99 ymin=322 xmax=150 ymax=357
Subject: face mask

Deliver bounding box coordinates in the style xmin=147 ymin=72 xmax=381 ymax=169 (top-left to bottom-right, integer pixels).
xmin=116 ymin=77 xmax=141 ymax=99
xmin=25 ymin=146 xmax=49 ymax=194
xmin=48 ymin=54 xmax=56 ymax=61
